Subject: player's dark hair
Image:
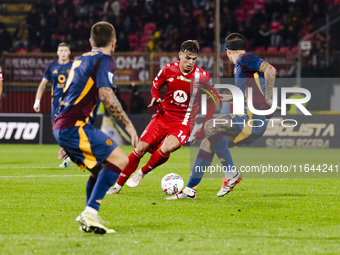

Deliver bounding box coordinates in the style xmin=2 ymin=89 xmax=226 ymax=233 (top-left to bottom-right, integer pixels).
xmin=225 ymin=33 xmax=246 ymax=50
xmin=180 ymin=40 xmax=200 ymax=54
xmin=58 ymin=42 xmax=70 ymax=49
xmin=91 ymin=21 xmax=116 ymax=47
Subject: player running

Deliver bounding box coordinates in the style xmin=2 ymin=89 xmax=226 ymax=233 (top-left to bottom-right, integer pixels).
xmin=107 ymin=40 xmax=219 ymax=194
xmin=166 ymin=33 xmax=277 ymax=199
xmin=53 ymin=21 xmax=138 ymax=234
xmin=33 ymin=42 xmax=73 ymax=168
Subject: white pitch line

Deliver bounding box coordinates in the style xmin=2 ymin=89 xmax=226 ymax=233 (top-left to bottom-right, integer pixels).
xmin=0 ymin=175 xmax=88 ymax=178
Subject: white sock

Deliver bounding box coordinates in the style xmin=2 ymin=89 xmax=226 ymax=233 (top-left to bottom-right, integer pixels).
xmin=114 ymin=183 xmax=122 ymax=189
xmin=84 ymin=206 xmax=98 ymax=215
xmin=183 ymin=187 xmax=195 ymax=196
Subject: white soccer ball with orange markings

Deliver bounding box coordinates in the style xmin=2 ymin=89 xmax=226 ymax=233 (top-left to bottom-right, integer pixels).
xmin=161 ymin=173 xmax=184 ymax=195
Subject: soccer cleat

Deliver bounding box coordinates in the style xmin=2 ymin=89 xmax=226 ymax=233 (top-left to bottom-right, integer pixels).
xmin=126 ymin=169 xmax=145 ymax=188
xmin=165 ymin=187 xmax=197 ymax=200
xmin=76 ymin=212 xmax=116 ymax=234
xmin=59 ymin=157 xmax=71 ymax=168
xmin=106 ymin=183 xmax=122 ymax=194
xmin=217 ymin=170 xmax=243 ymax=197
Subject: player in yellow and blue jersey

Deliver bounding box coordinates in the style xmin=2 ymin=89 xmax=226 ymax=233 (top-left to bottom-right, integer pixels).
xmin=167 ymin=33 xmax=278 ymax=200
xmin=53 ymin=21 xmax=138 ymax=234
xmin=33 ymin=42 xmax=73 ymax=168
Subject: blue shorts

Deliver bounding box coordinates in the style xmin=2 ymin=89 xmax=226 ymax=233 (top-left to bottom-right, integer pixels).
xmin=227 ymin=114 xmax=268 ymax=145
xmin=53 ymin=124 xmax=118 ymax=169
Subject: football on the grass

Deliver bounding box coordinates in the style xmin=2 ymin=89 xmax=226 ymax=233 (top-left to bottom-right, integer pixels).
xmin=161 ymin=173 xmax=184 ymax=195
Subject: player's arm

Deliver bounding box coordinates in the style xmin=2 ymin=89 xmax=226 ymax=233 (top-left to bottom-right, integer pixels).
xmin=259 ymin=61 xmax=277 ymax=108
xmin=149 ymin=66 xmax=167 ymax=107
xmin=33 ymin=78 xmax=49 ymax=112
xmin=99 ymin=87 xmax=138 ymax=147
xmin=194 ymin=78 xmax=219 ymax=142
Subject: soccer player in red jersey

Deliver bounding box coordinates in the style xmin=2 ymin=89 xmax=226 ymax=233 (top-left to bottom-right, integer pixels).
xmin=108 ymin=40 xmax=218 ymax=194
xmin=167 ymin=33 xmax=278 ymax=200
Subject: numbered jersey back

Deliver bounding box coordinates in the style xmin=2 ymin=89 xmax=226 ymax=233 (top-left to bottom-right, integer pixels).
xmin=53 ymin=50 xmax=116 ymax=130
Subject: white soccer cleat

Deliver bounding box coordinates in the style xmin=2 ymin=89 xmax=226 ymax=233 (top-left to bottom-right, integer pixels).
xmin=217 ymin=170 xmax=242 ymax=197
xmin=59 ymin=157 xmax=71 ymax=168
xmin=126 ymin=169 xmax=145 ymax=188
xmin=165 ymin=187 xmax=197 ymax=200
xmin=76 ymin=212 xmax=116 ymax=234
xmin=106 ymin=183 xmax=122 ymax=194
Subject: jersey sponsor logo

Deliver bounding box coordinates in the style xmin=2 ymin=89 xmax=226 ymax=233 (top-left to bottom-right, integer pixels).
xmin=177 ymin=75 xmax=191 ymax=83
xmin=53 ymin=69 xmax=58 ymax=74
xmin=58 ymin=74 xmax=66 ymax=83
xmin=168 ymin=78 xmax=174 ymax=82
xmin=173 ymin=90 xmax=188 ymax=103
xmin=108 ymin=72 xmax=114 ymax=85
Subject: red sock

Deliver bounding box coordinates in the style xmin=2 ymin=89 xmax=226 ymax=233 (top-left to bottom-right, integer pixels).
xmin=141 ymin=149 xmax=170 ymax=174
xmin=117 ymin=149 xmax=142 ymax=186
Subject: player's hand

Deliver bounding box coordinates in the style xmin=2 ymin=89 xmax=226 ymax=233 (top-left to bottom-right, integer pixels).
xmin=58 ymin=148 xmax=69 ymax=160
xmin=33 ymin=99 xmax=40 ymax=112
xmin=266 ymin=98 xmax=281 ymax=111
xmin=192 ymin=127 xmax=205 ymax=145
xmin=125 ymin=122 xmax=138 ymax=147
xmin=219 ymin=94 xmax=233 ymax=102
xmin=148 ymin=97 xmax=162 ymax=107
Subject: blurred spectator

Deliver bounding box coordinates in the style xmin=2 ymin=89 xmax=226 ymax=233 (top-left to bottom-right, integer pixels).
xmin=12 ymin=0 xmax=340 ymax=53
xmin=148 ymin=31 xmax=163 ymax=52
xmin=250 ymin=6 xmax=266 ymax=32
xmin=129 ymin=85 xmax=147 ymax=114
xmin=116 ymin=31 xmax=130 ymax=52
xmin=49 ymin=33 xmax=60 ymax=52
xmin=73 ymin=19 xmax=90 ymax=42
xmin=0 ymin=23 xmax=13 ymax=52
xmin=58 ymin=9 xmax=73 ymax=36
xmin=38 ymin=18 xmax=52 ymax=52
xmin=75 ymin=0 xmax=89 ymax=20
xmin=14 ymin=20 xmax=30 ymax=50
xmin=103 ymin=0 xmax=121 ymax=17
xmin=196 ymin=21 xmax=214 ymax=48
xmin=255 ymin=22 xmax=271 ymax=49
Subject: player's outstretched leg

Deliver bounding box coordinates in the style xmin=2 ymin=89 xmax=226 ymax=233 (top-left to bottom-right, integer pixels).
xmin=207 ymin=132 xmax=242 ymax=197
xmin=59 ymin=157 xmax=71 ymax=168
xmin=127 ymin=149 xmax=170 ymax=188
xmin=166 ymin=147 xmax=214 ymax=200
xmin=107 ymin=149 xmax=143 ymax=194
xmin=77 ymin=163 xmax=121 ymax=234
xmin=86 ymin=175 xmax=96 ymax=203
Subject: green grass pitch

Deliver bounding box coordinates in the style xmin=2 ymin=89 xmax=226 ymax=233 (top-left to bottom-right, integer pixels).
xmin=0 ymin=144 xmax=339 ymax=255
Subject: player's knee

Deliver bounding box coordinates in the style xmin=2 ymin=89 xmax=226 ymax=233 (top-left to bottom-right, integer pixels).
xmin=135 ymin=142 xmax=148 ymax=156
xmin=119 ymin=156 xmax=129 ymax=169
xmin=161 ymin=142 xmax=178 ymax=154
xmin=200 ymin=138 xmax=212 ymax=151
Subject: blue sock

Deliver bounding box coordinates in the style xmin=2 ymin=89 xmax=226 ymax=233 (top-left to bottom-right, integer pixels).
xmin=86 ymin=175 xmax=96 ymax=204
xmin=86 ymin=163 xmax=121 ymax=211
xmin=187 ymin=149 xmax=214 ymax=189
xmin=208 ymin=133 xmax=235 ymax=178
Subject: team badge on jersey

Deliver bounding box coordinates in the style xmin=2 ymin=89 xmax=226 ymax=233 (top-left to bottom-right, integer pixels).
xmin=173 ymin=90 xmax=188 ymax=103
xmin=106 ymin=139 xmax=113 ymax=146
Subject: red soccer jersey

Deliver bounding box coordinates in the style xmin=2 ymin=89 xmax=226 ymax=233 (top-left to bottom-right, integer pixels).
xmin=153 ymin=61 xmax=215 ymax=126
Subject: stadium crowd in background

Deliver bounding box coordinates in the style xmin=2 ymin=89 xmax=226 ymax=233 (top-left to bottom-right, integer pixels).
xmin=0 ymin=0 xmax=339 ymax=54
